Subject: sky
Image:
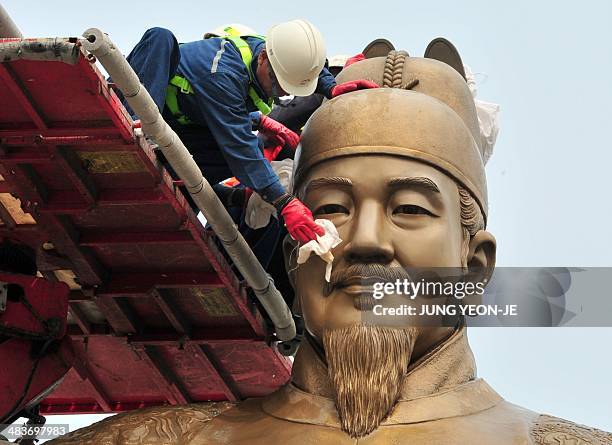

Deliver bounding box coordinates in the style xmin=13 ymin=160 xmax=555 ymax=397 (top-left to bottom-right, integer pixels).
xmin=2 ymin=0 xmax=612 ymax=437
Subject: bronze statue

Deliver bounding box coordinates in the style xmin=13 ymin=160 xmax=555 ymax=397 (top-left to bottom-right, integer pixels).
xmin=49 ymin=50 xmax=612 ymax=445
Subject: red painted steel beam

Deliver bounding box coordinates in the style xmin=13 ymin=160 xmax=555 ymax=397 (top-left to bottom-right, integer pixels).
xmin=44 ymin=215 xmax=107 ymax=286
xmin=0 ymin=148 xmax=54 ymax=163
xmin=71 ymin=345 xmax=113 ymax=412
xmin=0 ymin=163 xmax=48 ymax=204
xmin=66 ymin=325 xmax=259 ymax=344
xmin=128 ymin=331 xmax=259 ymax=345
xmin=80 ymin=230 xmax=194 ymax=247
xmin=69 ymin=302 xmax=92 ymax=335
xmin=40 ymin=400 xmax=163 ymax=415
xmin=68 ymin=290 xmax=94 ymax=302
xmin=37 ymin=249 xmax=75 ymax=273
xmin=0 ymin=126 xmax=122 ymax=138
xmin=0 ymin=64 xmax=48 ymax=130
xmin=67 ymin=323 xmax=111 ymax=337
xmin=33 ymin=201 xmax=89 ymax=214
xmin=98 ymin=189 xmax=166 ymax=206
xmin=34 ymin=189 xmax=167 ymax=214
xmin=186 ymin=344 xmax=239 ymax=401
xmin=131 ymin=344 xmax=190 ymax=405
xmin=151 ymin=289 xmax=191 ymax=335
xmin=78 ymin=55 xmax=134 ymax=143
xmin=53 ymin=146 xmax=98 ymax=205
xmin=0 ymin=134 xmax=127 ymax=147
xmin=40 ymin=402 xmax=105 ymax=415
xmin=98 ymin=271 xmax=224 ymax=297
xmin=133 ymin=136 xmax=163 ymax=183
xmin=93 ymin=295 xmax=140 ymax=334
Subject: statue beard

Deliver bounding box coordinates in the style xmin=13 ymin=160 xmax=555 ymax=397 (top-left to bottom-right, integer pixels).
xmin=322 ymin=325 xmax=417 ymax=438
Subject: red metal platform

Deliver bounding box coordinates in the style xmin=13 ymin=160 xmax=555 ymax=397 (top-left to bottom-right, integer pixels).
xmin=0 ymin=42 xmax=290 ymax=414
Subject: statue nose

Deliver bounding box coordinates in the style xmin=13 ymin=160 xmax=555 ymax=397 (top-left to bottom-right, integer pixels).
xmin=343 ymin=200 xmax=394 ymax=264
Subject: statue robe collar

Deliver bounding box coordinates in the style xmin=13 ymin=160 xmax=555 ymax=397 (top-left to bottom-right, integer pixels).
xmin=262 ymin=327 xmax=503 ymax=427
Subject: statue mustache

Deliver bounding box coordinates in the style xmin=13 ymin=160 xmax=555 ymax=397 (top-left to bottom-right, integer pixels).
xmin=324 ymin=263 xmax=412 ymax=296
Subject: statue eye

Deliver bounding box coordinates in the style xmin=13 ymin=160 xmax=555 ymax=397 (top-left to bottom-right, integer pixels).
xmin=314 ymin=204 xmax=349 ymax=215
xmin=393 ymin=204 xmax=433 ymax=216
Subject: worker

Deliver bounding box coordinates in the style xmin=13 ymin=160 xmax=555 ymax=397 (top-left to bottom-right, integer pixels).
xmin=121 ymin=20 xmax=378 ymax=245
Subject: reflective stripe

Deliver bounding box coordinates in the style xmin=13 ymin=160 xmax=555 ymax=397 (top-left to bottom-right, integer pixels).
xmin=211 ymin=39 xmax=228 ymax=74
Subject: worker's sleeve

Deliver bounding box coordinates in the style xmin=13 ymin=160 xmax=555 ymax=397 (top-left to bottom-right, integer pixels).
xmin=192 ymin=71 xmax=286 ymax=202
xmin=249 ymin=111 xmax=262 ymax=129
xmin=316 ymin=65 xmax=337 ymax=99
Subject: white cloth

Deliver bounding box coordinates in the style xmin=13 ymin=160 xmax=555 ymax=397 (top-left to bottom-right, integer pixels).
xmin=245 ymin=159 xmax=294 ymax=229
xmin=297 ymin=219 xmax=342 ymax=282
xmin=464 ymin=64 xmax=500 ymax=164
xmin=197 ymin=211 xmax=208 ymax=227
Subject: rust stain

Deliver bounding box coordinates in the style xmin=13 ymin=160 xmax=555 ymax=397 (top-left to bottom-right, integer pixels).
xmin=192 ymin=288 xmax=238 ymax=317
xmin=78 ymin=151 xmax=146 ymax=174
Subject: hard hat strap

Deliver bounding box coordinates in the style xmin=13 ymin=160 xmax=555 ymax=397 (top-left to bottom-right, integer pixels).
xmin=268 ymin=65 xmax=282 ymax=106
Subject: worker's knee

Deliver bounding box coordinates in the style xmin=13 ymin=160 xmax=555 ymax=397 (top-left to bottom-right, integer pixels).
xmin=142 ymin=27 xmax=177 ymax=46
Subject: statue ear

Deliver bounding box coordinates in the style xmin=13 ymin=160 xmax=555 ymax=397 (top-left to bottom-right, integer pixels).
xmin=458 ymin=230 xmax=496 ymax=308
xmin=466 ymin=230 xmax=496 ymax=285
xmin=424 ymin=37 xmax=467 ymax=81
xmin=362 ymin=38 xmax=397 ymax=59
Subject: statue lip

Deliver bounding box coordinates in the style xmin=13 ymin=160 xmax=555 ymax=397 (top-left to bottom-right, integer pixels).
xmin=339 ymin=284 xmax=374 ymax=297
xmin=335 ymin=275 xmax=387 ymax=287
xmin=334 ymin=276 xmax=377 ymax=297
xmin=325 ymin=270 xmax=391 ymax=298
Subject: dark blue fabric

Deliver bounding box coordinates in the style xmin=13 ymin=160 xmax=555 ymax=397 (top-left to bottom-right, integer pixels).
xmin=124 ymin=27 xmax=181 ymax=112
xmin=126 ymin=28 xmax=303 ymax=200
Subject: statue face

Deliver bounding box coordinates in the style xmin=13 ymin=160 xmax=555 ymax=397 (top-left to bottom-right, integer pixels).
xmin=292 ymin=154 xmax=469 ymax=342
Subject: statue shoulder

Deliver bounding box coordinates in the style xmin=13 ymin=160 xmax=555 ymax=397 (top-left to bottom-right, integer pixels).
xmin=530 ymin=414 xmax=612 ymax=444
xmin=47 ymin=401 xmax=236 ymax=445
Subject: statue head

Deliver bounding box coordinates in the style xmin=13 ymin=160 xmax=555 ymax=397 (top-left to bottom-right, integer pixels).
xmin=283 ymin=51 xmax=497 ymax=437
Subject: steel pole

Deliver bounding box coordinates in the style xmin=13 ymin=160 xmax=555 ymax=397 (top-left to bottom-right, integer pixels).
xmin=0 ymin=4 xmax=22 ymax=38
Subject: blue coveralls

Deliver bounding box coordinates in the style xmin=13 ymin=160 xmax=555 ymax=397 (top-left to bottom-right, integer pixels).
xmin=124 ymin=27 xmax=336 ymax=203
xmin=123 ymin=27 xmax=336 ymax=269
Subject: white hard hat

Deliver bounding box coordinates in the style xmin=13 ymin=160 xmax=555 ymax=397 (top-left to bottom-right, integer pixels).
xmin=266 ymin=19 xmax=326 ymax=97
xmin=328 ymin=54 xmax=350 ymax=69
xmin=204 ymin=23 xmax=257 ymax=39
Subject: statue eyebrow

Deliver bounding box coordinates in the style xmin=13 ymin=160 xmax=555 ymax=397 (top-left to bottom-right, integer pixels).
xmin=387 ymin=177 xmax=440 ymax=193
xmin=305 ymin=177 xmax=353 ymax=193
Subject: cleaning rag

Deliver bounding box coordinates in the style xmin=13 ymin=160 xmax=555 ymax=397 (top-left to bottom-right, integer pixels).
xmin=296 ymin=219 xmax=342 ymax=282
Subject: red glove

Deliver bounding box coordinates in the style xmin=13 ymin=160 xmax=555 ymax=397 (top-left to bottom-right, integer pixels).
xmin=281 ymin=198 xmax=325 ymax=244
xmin=330 ymin=79 xmax=379 ymax=98
xmin=259 ymin=115 xmax=300 ymax=150
xmin=263 ymin=143 xmax=284 ymax=161
xmin=344 ymin=53 xmax=365 ymax=67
